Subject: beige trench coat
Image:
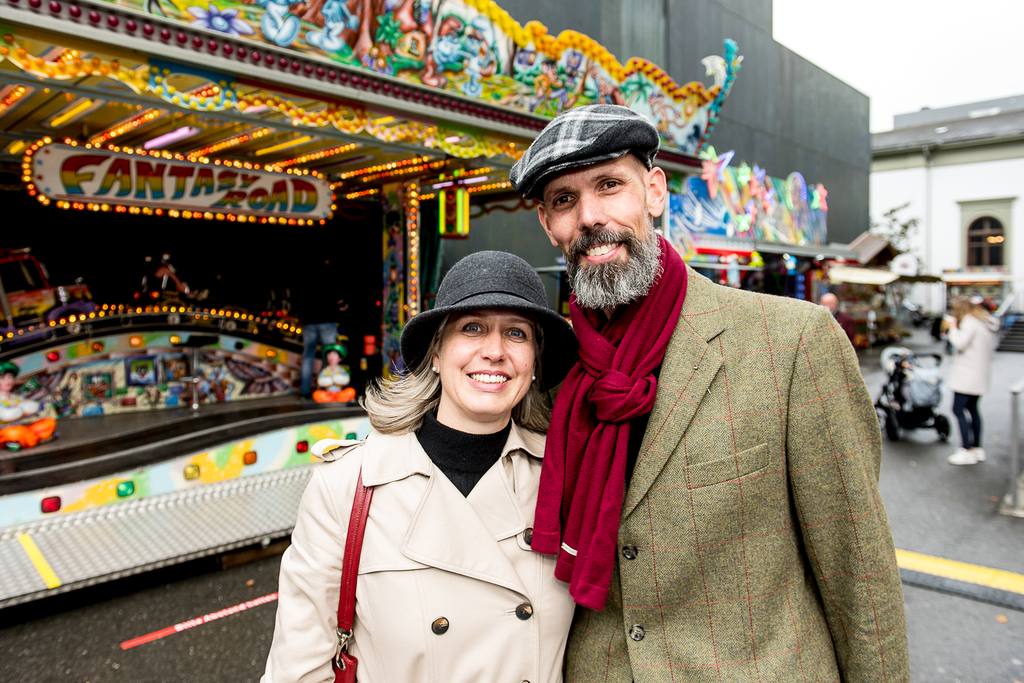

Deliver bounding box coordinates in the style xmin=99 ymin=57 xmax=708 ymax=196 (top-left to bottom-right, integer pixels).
xmin=261 ymin=421 xmax=575 ymax=683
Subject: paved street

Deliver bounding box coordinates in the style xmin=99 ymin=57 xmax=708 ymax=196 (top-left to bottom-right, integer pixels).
xmin=861 ymin=329 xmax=1024 ymax=683
xmin=1 ymin=328 xmax=1023 ymax=683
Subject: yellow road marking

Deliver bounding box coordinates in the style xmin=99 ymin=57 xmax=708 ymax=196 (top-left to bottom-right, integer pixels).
xmin=896 ymin=549 xmax=1024 ymax=596
xmin=16 ymin=533 xmax=61 ymax=589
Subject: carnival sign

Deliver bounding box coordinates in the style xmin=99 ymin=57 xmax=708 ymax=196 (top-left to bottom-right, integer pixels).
xmin=25 ymin=142 xmax=333 ymax=223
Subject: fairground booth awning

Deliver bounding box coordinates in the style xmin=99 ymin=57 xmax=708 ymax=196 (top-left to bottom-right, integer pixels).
xmin=0 ymin=0 xmax=752 ymax=372
xmin=0 ymin=0 xmax=741 ymax=199
xmin=663 ymin=147 xmax=847 ymax=270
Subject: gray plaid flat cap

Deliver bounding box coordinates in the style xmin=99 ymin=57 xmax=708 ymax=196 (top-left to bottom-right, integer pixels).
xmin=509 ymin=104 xmax=660 ymax=200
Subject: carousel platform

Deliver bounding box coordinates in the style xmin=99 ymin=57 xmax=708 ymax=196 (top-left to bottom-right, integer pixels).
xmin=0 ymin=396 xmax=365 ymax=495
xmin=0 ymin=396 xmax=369 ymax=607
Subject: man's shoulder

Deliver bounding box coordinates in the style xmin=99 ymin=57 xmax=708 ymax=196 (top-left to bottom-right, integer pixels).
xmin=683 ymin=273 xmax=822 ymax=331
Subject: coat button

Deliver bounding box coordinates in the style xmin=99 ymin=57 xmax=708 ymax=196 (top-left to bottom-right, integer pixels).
xmin=621 ymin=544 xmax=638 ymax=560
xmin=629 ymin=624 xmax=645 ymax=641
xmin=431 ymin=617 xmax=449 ymax=635
xmin=523 ymin=527 xmax=533 ymax=546
xmin=515 ymin=602 xmax=533 ymax=620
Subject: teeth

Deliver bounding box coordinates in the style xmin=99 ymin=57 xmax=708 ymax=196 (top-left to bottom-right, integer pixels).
xmin=585 ymin=243 xmax=617 ymax=257
xmin=470 ymin=373 xmax=509 ymax=384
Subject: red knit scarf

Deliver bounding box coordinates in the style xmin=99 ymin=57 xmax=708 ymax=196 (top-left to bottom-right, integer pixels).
xmin=532 ymin=236 xmax=687 ymax=610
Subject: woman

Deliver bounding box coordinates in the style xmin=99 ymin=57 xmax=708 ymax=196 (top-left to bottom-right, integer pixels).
xmin=945 ymin=296 xmax=1000 ymax=465
xmin=263 ymin=251 xmax=579 ymax=682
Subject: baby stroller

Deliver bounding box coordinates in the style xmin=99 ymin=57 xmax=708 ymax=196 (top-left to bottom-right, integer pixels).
xmin=875 ymin=347 xmax=951 ymax=442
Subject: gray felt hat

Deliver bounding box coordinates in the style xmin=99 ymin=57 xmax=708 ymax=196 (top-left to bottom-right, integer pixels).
xmin=400 ymin=251 xmax=577 ymax=391
xmin=509 ymin=104 xmax=661 ymax=200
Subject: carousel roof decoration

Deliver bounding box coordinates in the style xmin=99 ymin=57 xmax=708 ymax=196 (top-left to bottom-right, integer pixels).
xmin=1 ymin=0 xmax=743 ymax=199
xmin=2 ymin=0 xmax=743 ymax=153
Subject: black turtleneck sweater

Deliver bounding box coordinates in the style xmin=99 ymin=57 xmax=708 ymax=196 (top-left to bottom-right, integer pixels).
xmin=415 ymin=410 xmax=512 ymax=497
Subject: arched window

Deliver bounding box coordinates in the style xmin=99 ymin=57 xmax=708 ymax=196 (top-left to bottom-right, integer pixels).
xmin=967 ymin=216 xmax=1004 ymax=266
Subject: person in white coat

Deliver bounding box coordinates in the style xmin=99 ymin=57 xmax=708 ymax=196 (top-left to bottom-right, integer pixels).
xmin=945 ymin=297 xmax=1000 ymax=465
xmin=262 ymin=251 xmax=579 ymax=683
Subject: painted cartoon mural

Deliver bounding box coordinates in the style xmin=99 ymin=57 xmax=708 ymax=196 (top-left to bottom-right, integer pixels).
xmin=0 ymin=332 xmax=298 ymax=421
xmin=55 ymin=0 xmax=742 ymax=154
xmin=666 ymin=146 xmax=829 ymax=257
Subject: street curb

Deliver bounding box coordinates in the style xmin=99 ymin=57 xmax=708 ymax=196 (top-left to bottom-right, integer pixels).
xmin=900 ymin=568 xmax=1024 ymax=612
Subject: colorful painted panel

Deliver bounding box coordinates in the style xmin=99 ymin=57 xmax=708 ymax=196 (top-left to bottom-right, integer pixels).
xmin=381 ymin=182 xmax=405 ymax=377
xmin=0 ymin=416 xmax=371 ymax=526
xmin=666 ymin=148 xmax=829 ymax=254
xmin=0 ymin=1 xmax=742 ymax=154
xmin=1 ymin=331 xmax=299 ymax=422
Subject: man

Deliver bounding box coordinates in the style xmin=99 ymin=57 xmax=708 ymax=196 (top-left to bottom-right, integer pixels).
xmin=510 ymin=105 xmax=909 ymax=682
xmin=821 ymin=291 xmax=857 ymax=345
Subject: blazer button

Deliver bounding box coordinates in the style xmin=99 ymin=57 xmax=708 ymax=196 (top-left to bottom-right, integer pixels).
xmin=515 ymin=602 xmax=534 ymax=620
xmin=629 ymin=624 xmax=645 ymax=641
xmin=621 ymin=544 xmax=638 ymax=560
xmin=523 ymin=527 xmax=533 ymax=546
xmin=431 ymin=617 xmax=449 ymax=635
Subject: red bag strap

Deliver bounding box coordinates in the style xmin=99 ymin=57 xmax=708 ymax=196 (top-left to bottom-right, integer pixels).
xmin=338 ymin=469 xmax=373 ymax=636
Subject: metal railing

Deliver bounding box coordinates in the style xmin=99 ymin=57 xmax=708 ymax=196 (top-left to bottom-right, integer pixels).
xmin=1001 ymin=375 xmax=1024 ymax=517
xmin=995 ymin=287 xmax=1023 ymax=319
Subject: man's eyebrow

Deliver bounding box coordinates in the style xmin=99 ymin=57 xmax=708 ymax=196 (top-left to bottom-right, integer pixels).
xmin=544 ymin=181 xmax=574 ymax=200
xmin=544 ymin=170 xmax=633 ymax=201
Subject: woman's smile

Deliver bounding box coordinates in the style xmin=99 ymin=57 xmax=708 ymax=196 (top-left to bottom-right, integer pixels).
xmin=467 ymin=371 xmax=511 ymax=388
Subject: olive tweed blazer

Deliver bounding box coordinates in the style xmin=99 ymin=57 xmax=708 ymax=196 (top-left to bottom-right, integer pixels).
xmin=564 ymin=268 xmax=909 ymax=683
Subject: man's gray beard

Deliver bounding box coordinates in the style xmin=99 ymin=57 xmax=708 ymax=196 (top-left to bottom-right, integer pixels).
xmin=565 ymin=220 xmax=662 ymax=311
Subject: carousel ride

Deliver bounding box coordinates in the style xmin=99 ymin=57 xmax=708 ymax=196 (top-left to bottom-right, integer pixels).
xmin=0 ymin=0 xmax=743 ymax=606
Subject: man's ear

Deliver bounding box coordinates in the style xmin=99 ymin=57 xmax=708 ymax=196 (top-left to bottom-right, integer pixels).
xmin=645 ymin=166 xmax=668 ymax=218
xmin=537 ymin=204 xmax=559 ymax=247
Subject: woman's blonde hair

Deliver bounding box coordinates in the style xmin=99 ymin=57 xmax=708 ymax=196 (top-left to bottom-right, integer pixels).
xmin=361 ymin=313 xmax=552 ymax=435
xmin=952 ymin=297 xmax=989 ymax=323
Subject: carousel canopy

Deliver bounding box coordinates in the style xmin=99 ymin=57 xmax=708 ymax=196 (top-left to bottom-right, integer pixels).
xmin=0 ymin=0 xmax=742 ymax=200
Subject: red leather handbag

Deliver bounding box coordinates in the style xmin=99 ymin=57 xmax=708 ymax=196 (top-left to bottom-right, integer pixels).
xmin=333 ymin=469 xmax=374 ymax=683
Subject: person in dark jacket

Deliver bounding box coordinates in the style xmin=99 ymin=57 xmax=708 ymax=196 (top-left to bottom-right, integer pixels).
xmin=820 ymin=292 xmax=856 ymax=345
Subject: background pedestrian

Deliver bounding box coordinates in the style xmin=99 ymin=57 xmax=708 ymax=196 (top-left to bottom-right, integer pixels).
xmin=945 ymin=296 xmax=1000 ymax=465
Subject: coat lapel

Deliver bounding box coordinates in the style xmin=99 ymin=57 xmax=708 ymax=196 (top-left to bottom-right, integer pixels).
xmin=466 ymin=421 xmax=544 ymax=541
xmin=622 ymin=267 xmax=726 ymax=518
xmin=398 ymin=425 xmax=538 ymax=597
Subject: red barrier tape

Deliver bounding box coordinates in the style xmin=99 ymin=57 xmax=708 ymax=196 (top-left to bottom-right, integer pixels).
xmin=120 ymin=592 xmax=279 ymax=649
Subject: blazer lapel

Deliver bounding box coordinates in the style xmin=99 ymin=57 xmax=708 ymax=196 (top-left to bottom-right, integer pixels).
xmin=623 ymin=267 xmax=726 ymax=518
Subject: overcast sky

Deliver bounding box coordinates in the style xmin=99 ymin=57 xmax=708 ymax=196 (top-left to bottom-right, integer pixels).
xmin=772 ymin=0 xmax=1024 ymax=133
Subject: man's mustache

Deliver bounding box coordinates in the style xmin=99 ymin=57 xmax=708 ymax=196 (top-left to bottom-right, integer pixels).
xmin=566 ymin=229 xmax=636 ymax=264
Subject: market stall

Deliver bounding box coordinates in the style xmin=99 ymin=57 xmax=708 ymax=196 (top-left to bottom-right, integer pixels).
xmin=826 ymin=264 xmax=905 ymax=348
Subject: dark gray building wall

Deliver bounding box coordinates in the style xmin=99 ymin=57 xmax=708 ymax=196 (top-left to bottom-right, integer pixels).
xmin=666 ymin=0 xmax=869 ymax=244
xmin=442 ymin=0 xmax=870 ymax=290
